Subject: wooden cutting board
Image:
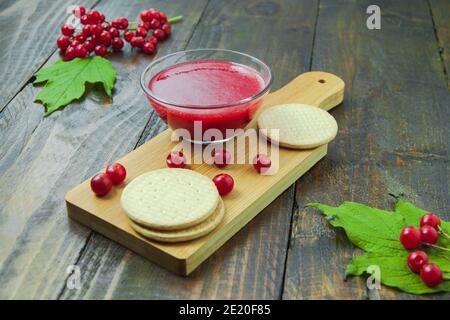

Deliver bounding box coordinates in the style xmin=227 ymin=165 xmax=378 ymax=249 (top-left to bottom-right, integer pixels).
xmin=66 ymin=71 xmax=344 ymax=275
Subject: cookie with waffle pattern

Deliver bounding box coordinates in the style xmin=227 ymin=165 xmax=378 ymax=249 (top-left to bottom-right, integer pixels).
xmin=257 ymin=103 xmax=338 ymax=149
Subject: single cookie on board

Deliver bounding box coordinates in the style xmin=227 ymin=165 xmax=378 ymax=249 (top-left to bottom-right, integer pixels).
xmin=121 ymin=168 xmax=219 ymax=231
xmin=130 ymin=198 xmax=225 ymax=243
xmin=257 ymin=103 xmax=338 ymax=149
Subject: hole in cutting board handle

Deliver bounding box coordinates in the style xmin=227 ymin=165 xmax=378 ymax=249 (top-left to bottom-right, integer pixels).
xmin=318 ymin=79 xmax=326 ymax=84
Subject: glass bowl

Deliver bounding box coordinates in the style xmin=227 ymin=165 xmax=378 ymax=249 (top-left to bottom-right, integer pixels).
xmin=140 ymin=49 xmax=273 ymax=144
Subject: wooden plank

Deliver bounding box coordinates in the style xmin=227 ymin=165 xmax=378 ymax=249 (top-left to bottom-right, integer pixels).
xmin=60 ymin=0 xmax=320 ymax=299
xmin=0 ymin=0 xmax=97 ymax=112
xmin=283 ymin=0 xmax=450 ymax=299
xmin=0 ymin=0 xmax=209 ymax=299
xmin=429 ymin=0 xmax=450 ymax=89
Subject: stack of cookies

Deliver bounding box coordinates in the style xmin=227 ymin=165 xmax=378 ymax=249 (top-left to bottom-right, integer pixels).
xmin=121 ymin=168 xmax=224 ymax=243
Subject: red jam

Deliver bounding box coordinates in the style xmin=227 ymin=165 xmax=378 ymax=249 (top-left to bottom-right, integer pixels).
xmin=147 ymin=60 xmax=267 ymax=138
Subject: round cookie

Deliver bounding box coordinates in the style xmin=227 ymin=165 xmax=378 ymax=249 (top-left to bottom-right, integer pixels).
xmin=257 ymin=104 xmax=338 ymax=149
xmin=121 ymin=168 xmax=219 ymax=230
xmin=130 ymin=198 xmax=225 ymax=243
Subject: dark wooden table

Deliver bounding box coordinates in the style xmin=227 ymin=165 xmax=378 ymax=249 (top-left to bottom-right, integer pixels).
xmin=0 ymin=0 xmax=449 ymax=300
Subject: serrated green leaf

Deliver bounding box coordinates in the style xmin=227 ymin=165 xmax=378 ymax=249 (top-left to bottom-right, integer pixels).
xmin=308 ymin=200 xmax=450 ymax=294
xmin=33 ymin=57 xmax=116 ymax=115
xmin=308 ymin=202 xmax=405 ymax=253
xmin=345 ymin=252 xmax=450 ymax=294
xmin=395 ymin=198 xmax=450 ymax=234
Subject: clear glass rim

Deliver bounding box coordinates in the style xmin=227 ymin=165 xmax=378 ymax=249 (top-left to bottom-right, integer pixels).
xmin=140 ymin=48 xmax=273 ymax=110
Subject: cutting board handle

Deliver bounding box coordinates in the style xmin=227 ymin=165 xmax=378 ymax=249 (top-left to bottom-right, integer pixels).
xmin=266 ymin=71 xmax=345 ymax=110
xmin=248 ymin=72 xmax=345 ymax=128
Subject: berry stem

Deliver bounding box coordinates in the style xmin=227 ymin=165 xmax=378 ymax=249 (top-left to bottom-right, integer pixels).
xmin=438 ymin=226 xmax=450 ymax=240
xmin=425 ymin=243 xmax=450 ymax=253
xmin=168 ymin=15 xmax=183 ymax=23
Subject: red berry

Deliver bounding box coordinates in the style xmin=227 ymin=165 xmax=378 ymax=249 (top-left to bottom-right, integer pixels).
xmin=253 ymin=154 xmax=271 ymax=174
xmin=74 ymin=33 xmax=86 ymax=42
xmin=420 ymin=264 xmax=443 ymax=288
xmin=81 ymin=25 xmax=91 ymax=37
xmin=146 ymin=36 xmax=158 ymax=45
xmin=90 ymin=23 xmax=103 ymax=36
xmin=148 ymin=18 xmax=160 ymax=30
xmin=136 ymin=26 xmax=148 ymax=37
xmin=112 ymin=37 xmax=124 ymax=50
xmin=73 ymin=6 xmax=86 ymax=18
xmin=87 ymin=10 xmax=100 ymax=23
xmin=98 ymin=13 xmax=105 ymax=23
xmin=159 ymin=12 xmax=168 ymax=23
xmin=94 ymin=44 xmax=108 ymax=56
xmin=213 ymin=149 xmax=231 ymax=168
xmin=137 ymin=22 xmax=150 ymax=30
xmin=420 ymin=225 xmax=439 ymax=244
xmin=166 ymin=151 xmax=187 ymax=169
xmin=140 ymin=10 xmax=151 ymax=22
xmin=111 ymin=19 xmax=121 ymax=29
xmin=153 ymin=28 xmax=166 ymax=40
xmin=70 ymin=39 xmax=82 ymax=48
xmin=90 ymin=34 xmax=99 ymax=45
xmin=64 ymin=46 xmax=76 ymax=60
xmin=90 ymin=173 xmax=112 ymax=197
xmin=98 ymin=30 xmax=112 ymax=46
xmin=109 ymin=27 xmax=120 ymax=38
xmin=399 ymin=226 xmax=421 ymax=249
xmin=148 ymin=9 xmax=160 ymax=20
xmin=75 ymin=44 xmax=88 ymax=58
xmin=83 ymin=40 xmax=95 ymax=52
xmin=142 ymin=42 xmax=155 ymax=55
xmin=213 ymin=173 xmax=234 ymax=196
xmin=124 ymin=30 xmax=134 ymax=42
xmin=80 ymin=15 xmax=90 ymax=25
xmin=102 ymin=22 xmax=111 ymax=31
xmin=130 ymin=36 xmax=145 ymax=48
xmin=161 ymin=23 xmax=171 ymax=35
xmin=407 ymin=250 xmax=428 ymax=273
xmin=119 ymin=17 xmax=129 ymax=29
xmin=105 ymin=163 xmax=127 ymax=185
xmin=61 ymin=23 xmax=75 ymax=36
xmin=57 ymin=35 xmax=70 ymax=51
xmin=420 ymin=213 xmax=441 ymax=230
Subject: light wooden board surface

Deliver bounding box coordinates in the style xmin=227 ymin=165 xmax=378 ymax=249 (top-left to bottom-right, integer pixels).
xmin=66 ymin=71 xmax=344 ymax=275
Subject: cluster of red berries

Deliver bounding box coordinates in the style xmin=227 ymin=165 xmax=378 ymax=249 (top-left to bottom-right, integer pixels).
xmin=122 ymin=8 xmax=172 ymax=55
xmin=91 ymin=163 xmax=127 ymax=197
xmin=57 ymin=6 xmax=173 ymax=60
xmin=400 ymin=213 xmax=448 ymax=288
xmin=166 ymin=150 xmax=272 ymax=196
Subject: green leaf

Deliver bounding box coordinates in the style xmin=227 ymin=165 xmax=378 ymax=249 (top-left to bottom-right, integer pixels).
xmin=308 ymin=200 xmax=450 ymax=294
xmin=395 ymin=198 xmax=450 ymax=235
xmin=33 ymin=57 xmax=116 ymax=115
xmin=345 ymin=252 xmax=450 ymax=294
xmin=308 ymin=202 xmax=405 ymax=253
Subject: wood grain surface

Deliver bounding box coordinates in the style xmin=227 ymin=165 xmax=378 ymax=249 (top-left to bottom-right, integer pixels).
xmin=283 ymin=0 xmax=450 ymax=300
xmin=429 ymin=0 xmax=450 ymax=89
xmin=0 ymin=0 xmax=209 ymax=299
xmin=0 ymin=0 xmax=448 ymax=299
